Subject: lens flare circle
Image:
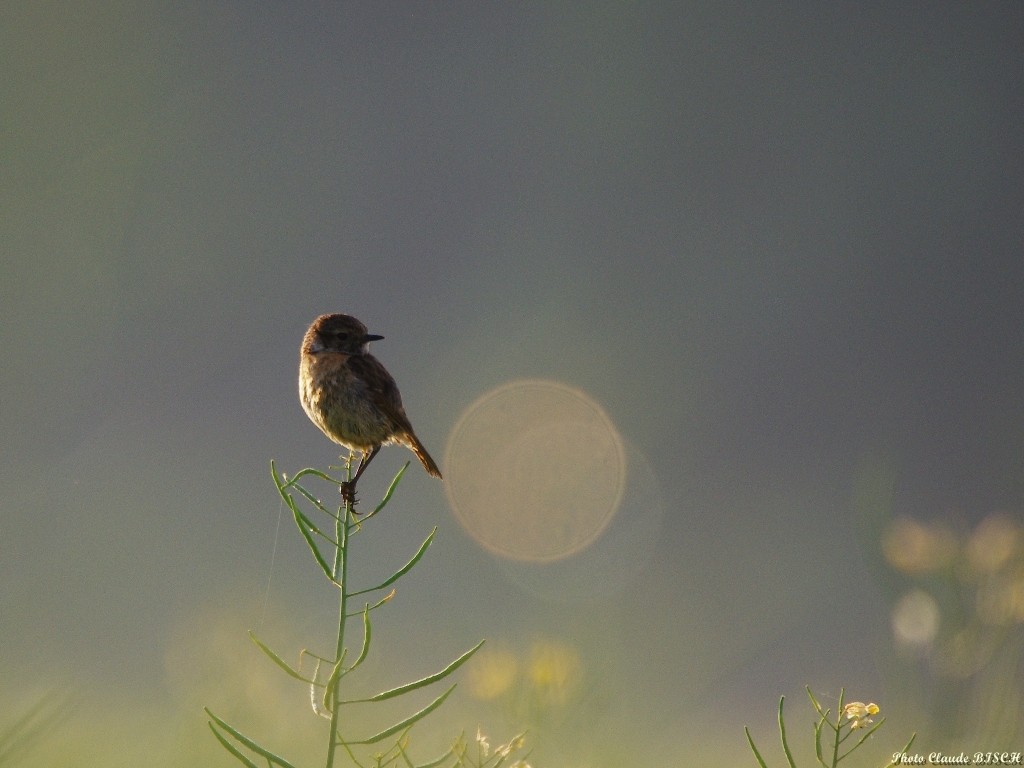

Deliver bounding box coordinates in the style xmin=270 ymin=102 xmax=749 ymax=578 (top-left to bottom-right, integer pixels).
xmin=444 ymin=379 xmax=627 ymax=562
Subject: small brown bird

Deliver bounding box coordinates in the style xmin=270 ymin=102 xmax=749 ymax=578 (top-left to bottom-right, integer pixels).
xmin=299 ymin=313 xmax=442 ymax=498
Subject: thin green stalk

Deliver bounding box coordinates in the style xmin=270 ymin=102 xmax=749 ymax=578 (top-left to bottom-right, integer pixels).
xmin=744 ymin=726 xmax=769 ymax=768
xmin=831 ymin=688 xmax=845 ymax=768
xmin=778 ymin=696 xmax=796 ymax=768
xmin=325 ymin=459 xmax=354 ymax=768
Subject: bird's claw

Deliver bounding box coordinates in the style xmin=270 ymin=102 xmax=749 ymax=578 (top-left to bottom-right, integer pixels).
xmin=340 ymin=481 xmax=358 ymax=508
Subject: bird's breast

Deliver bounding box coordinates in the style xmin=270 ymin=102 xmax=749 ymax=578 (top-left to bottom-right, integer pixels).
xmin=299 ymin=353 xmax=394 ymax=450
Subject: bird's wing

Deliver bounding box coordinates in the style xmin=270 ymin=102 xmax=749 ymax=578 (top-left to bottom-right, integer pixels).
xmin=347 ymin=354 xmax=415 ymax=432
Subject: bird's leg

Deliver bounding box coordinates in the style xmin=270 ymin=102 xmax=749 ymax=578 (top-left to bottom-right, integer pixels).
xmin=351 ymin=445 xmax=380 ymax=484
xmin=340 ymin=446 xmax=381 ymax=509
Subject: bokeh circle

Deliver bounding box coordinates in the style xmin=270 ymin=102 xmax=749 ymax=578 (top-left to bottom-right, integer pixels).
xmin=444 ymin=379 xmax=627 ymax=562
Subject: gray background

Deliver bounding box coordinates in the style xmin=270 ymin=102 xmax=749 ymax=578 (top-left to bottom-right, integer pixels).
xmin=3 ymin=3 xmax=1022 ymax=765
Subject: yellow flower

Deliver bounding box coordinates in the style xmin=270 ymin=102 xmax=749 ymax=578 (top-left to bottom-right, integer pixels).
xmin=883 ymin=519 xmax=958 ymax=574
xmin=843 ymin=701 xmax=880 ymax=729
xmin=467 ymin=645 xmax=518 ymax=700
xmin=528 ymin=640 xmax=581 ymax=706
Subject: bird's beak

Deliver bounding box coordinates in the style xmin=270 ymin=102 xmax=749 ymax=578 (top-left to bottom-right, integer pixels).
xmin=364 ymin=334 xmax=384 ymax=342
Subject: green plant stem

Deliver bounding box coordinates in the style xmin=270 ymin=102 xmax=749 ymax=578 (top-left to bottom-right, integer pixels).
xmin=778 ymin=697 xmax=796 ymax=768
xmin=831 ymin=688 xmax=845 ymax=768
xmin=325 ymin=464 xmax=353 ymax=768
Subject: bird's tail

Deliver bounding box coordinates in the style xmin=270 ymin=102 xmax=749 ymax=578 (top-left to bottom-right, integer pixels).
xmin=405 ymin=433 xmax=443 ymax=479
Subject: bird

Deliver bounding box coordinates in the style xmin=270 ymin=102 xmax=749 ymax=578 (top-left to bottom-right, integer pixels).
xmin=299 ymin=313 xmax=442 ymax=501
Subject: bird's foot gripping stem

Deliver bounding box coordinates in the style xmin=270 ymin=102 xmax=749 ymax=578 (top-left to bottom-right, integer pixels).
xmin=340 ymin=480 xmax=360 ymax=511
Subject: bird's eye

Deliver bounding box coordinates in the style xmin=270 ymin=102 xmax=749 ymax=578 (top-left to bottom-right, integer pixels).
xmin=335 ymin=332 xmax=348 ymax=341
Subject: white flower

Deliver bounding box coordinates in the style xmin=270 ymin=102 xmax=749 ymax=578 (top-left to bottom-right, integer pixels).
xmin=475 ymin=727 xmax=490 ymax=758
xmin=843 ymin=701 xmax=880 ymax=729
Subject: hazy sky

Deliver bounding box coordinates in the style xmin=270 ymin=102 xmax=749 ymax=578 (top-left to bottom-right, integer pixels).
xmin=3 ymin=3 xmax=1023 ymax=766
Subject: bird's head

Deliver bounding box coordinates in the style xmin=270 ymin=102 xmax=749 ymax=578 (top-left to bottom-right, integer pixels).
xmin=303 ymin=313 xmax=384 ymax=356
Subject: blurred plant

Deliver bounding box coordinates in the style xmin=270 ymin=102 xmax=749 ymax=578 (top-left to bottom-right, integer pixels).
xmin=205 ymin=459 xmax=528 ymax=768
xmin=466 ymin=639 xmax=585 ymax=728
xmin=883 ymin=512 xmax=1024 ymax=742
xmin=744 ymin=688 xmax=915 ymax=768
xmin=0 ymin=690 xmax=69 ymax=767
xmin=450 ymin=728 xmax=531 ymax=768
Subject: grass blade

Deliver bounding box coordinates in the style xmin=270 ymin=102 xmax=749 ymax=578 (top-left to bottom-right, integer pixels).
xmin=271 ymin=461 xmax=340 ymax=523
xmin=349 ymin=684 xmax=457 ymax=745
xmin=404 ymin=742 xmax=457 ymax=768
xmin=208 ymin=722 xmax=262 ymax=768
xmin=350 ymin=604 xmax=372 ymax=672
xmin=814 ymin=715 xmax=827 ymax=767
xmin=292 ymin=506 xmax=338 ymax=585
xmin=778 ymin=696 xmax=797 ymax=768
xmin=358 ymin=462 xmax=410 ymax=523
xmin=342 ymin=639 xmax=484 ymax=704
xmin=248 ymin=630 xmax=317 ymax=684
xmin=273 ymin=462 xmax=342 ymax=490
xmin=807 ymin=686 xmax=825 ymax=717
xmin=351 ymin=528 xmax=436 ymax=597
xmin=884 ymin=733 xmax=917 ymax=768
xmin=0 ymin=690 xmax=71 ymax=766
xmin=841 ymin=717 xmax=885 ymax=760
xmin=287 ymin=481 xmax=337 ymax=524
xmin=320 ymin=654 xmax=348 ymax=714
xmin=374 ymin=462 xmax=409 ymax=513
xmin=205 ymin=708 xmax=301 ymax=768
xmin=744 ymin=727 xmax=769 ymax=768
